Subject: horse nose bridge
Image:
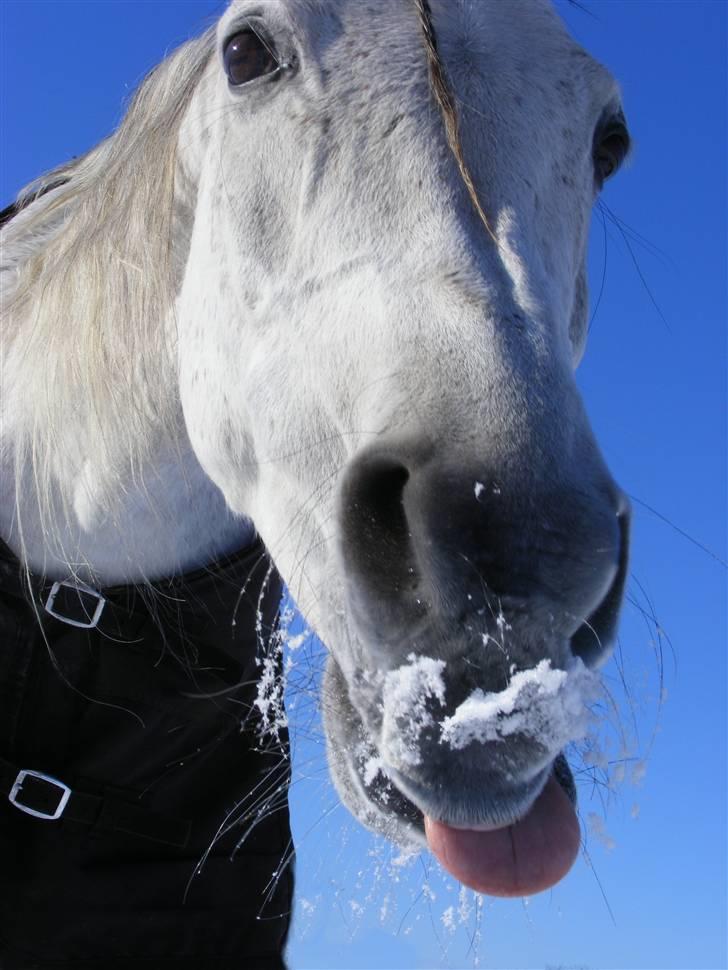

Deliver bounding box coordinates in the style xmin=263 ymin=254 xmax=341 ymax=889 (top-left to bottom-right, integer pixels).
xmin=337 ymin=438 xmax=627 ymax=661
xmin=347 ymin=292 xmax=595 ymax=467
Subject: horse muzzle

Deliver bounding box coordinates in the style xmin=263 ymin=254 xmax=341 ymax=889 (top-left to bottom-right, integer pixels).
xmin=330 ymin=436 xmax=630 ymax=893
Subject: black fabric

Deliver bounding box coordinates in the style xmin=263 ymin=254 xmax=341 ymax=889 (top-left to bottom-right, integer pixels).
xmin=0 ymin=537 xmax=293 ymax=969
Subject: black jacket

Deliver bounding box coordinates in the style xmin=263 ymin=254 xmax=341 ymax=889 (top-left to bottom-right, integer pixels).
xmin=0 ymin=537 xmax=293 ymax=970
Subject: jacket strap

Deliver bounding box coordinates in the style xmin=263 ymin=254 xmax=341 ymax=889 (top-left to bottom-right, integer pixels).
xmin=1 ymin=756 xmax=191 ymax=848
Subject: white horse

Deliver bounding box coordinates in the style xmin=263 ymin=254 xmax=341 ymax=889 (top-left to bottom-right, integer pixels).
xmin=1 ymin=0 xmax=632 ymax=904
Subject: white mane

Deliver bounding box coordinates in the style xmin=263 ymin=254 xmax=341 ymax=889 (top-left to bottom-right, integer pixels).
xmin=1 ymin=30 xmax=215 ymax=571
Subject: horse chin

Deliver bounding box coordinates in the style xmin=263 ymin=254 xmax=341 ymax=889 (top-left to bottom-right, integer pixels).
xmin=322 ymin=653 xmax=427 ymax=850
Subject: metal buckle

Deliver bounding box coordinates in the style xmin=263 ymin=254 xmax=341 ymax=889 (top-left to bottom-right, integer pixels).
xmin=45 ymin=579 xmax=106 ymax=629
xmin=8 ymin=769 xmax=72 ymax=820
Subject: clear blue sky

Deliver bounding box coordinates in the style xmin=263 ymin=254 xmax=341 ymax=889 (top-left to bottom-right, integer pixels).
xmin=1 ymin=3 xmax=725 ymax=969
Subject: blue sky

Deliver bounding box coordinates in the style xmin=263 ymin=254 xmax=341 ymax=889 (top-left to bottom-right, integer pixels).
xmin=1 ymin=2 xmax=725 ymax=969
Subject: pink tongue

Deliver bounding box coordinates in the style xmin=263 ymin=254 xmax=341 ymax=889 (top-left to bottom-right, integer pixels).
xmin=424 ymin=775 xmax=581 ymax=897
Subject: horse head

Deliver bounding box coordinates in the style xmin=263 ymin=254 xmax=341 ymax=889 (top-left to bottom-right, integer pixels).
xmin=173 ymin=0 xmax=632 ymax=896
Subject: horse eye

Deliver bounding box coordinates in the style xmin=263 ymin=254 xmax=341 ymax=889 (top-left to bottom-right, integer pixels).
xmin=223 ymin=30 xmax=278 ymax=87
xmin=594 ymin=121 xmax=630 ymax=185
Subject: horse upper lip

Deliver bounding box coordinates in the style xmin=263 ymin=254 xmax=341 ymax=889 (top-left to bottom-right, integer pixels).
xmin=371 ymin=654 xmax=587 ymax=830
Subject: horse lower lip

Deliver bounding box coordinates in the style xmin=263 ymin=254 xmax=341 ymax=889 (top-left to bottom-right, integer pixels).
xmin=436 ymin=818 xmax=509 ymax=832
xmin=423 ymin=773 xmax=581 ymax=897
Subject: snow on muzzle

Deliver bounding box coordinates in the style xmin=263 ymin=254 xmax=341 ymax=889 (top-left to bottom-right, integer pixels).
xmin=378 ymin=653 xmax=601 ymax=896
xmin=336 ymin=440 xmax=628 ymax=893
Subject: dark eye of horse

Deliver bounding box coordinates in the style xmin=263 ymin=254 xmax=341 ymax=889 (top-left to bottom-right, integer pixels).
xmin=223 ymin=30 xmax=278 ymax=87
xmin=594 ymin=121 xmax=630 ymax=185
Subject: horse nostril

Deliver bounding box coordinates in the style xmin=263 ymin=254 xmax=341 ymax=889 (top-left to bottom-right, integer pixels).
xmin=352 ymin=459 xmax=410 ymax=549
xmin=339 ymin=452 xmax=427 ymax=636
xmin=340 ymin=443 xmax=631 ymax=662
xmin=569 ymin=505 xmax=631 ymax=668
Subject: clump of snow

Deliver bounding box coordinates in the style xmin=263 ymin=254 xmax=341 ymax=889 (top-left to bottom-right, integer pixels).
xmin=630 ymin=759 xmax=648 ymax=784
xmin=391 ymin=847 xmax=419 ymax=868
xmin=457 ymin=885 xmax=473 ymax=923
xmin=581 ymin=740 xmax=609 ymax=771
xmin=441 ymin=905 xmax=456 ymax=932
xmin=253 ymin=602 xmax=310 ymax=745
xmin=253 ymin=645 xmax=288 ymax=741
xmin=588 ymin=812 xmax=616 ymax=851
xmin=285 ymin=632 xmax=308 ymax=651
xmin=474 ymin=480 xmax=501 ymax=499
xmin=440 ymin=658 xmax=599 ymax=754
xmin=380 ymin=653 xmax=600 ymax=770
xmin=362 ymin=755 xmax=385 ymax=787
xmin=379 ymin=894 xmax=390 ymax=922
xmin=381 ymin=654 xmax=446 ymax=768
xmin=495 ymin=609 xmax=511 ymax=632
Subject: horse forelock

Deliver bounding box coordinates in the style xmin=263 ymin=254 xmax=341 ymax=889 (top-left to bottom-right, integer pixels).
xmin=412 ymin=0 xmax=497 ymax=244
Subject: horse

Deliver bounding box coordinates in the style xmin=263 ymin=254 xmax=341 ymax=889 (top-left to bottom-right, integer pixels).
xmin=1 ymin=0 xmax=633 ymax=961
